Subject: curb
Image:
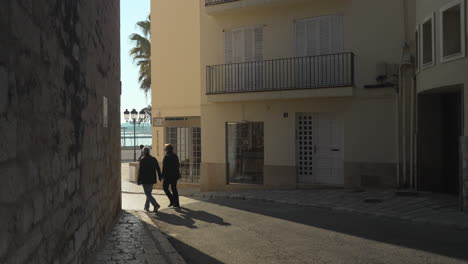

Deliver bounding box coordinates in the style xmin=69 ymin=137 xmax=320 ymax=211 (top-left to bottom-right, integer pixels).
xmin=136 ymin=211 xmax=187 ymax=264
xmin=186 ymin=193 xmax=468 ymax=231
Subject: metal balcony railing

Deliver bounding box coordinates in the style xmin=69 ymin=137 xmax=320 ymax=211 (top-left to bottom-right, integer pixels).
xmin=205 ymin=0 xmax=240 ymax=6
xmin=206 ymin=52 xmax=355 ymax=95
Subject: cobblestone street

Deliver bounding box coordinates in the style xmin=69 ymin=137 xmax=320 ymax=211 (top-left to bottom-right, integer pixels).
xmin=93 ymin=211 xmax=185 ymax=264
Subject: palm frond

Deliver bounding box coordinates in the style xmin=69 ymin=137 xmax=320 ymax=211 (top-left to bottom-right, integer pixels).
xmin=129 ymin=13 xmax=152 ymax=95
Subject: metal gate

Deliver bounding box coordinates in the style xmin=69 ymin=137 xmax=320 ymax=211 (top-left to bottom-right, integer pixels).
xmin=296 ymin=113 xmax=315 ymax=184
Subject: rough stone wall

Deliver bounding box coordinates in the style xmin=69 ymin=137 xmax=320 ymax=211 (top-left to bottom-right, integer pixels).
xmin=0 ymin=1 xmax=121 ymax=263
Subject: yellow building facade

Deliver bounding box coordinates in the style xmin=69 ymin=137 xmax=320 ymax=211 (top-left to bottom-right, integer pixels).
xmin=151 ymin=0 xmax=466 ymax=200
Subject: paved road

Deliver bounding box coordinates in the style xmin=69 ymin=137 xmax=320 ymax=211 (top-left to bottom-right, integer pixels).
xmin=149 ymin=198 xmax=468 ymax=264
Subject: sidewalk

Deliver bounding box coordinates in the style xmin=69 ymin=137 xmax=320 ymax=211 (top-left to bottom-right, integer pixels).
xmin=92 ymin=211 xmax=185 ymax=264
xmin=120 ymin=163 xmax=468 ymax=230
xmin=187 ymin=189 xmax=468 ymax=230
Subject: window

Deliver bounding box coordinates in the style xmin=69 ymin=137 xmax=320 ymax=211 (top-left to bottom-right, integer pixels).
xmin=224 ymin=26 xmax=264 ymax=90
xmin=422 ymin=14 xmax=435 ymax=68
xmin=440 ymin=0 xmax=466 ymax=62
xmin=415 ymin=25 xmax=420 ymax=72
xmin=295 ymin=15 xmax=344 ymax=87
xmin=224 ymin=26 xmax=264 ymax=63
xmin=295 ymin=15 xmax=343 ymax=57
xmin=165 ymin=127 xmax=201 ymax=183
xmin=226 ymin=122 xmax=264 ymax=184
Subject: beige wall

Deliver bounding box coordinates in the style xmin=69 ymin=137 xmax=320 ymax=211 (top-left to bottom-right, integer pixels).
xmin=200 ymin=0 xmax=405 ymax=102
xmin=151 ymin=0 xmax=203 ymax=160
xmin=200 ymin=0 xmax=403 ymax=167
xmin=151 ymin=0 xmax=202 ymax=118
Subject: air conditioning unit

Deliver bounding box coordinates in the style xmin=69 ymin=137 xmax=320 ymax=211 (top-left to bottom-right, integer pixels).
xmin=376 ymin=62 xmax=399 ymax=84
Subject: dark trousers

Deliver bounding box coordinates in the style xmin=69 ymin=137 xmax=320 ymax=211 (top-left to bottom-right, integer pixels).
xmin=163 ymin=179 xmax=179 ymax=206
xmin=143 ymin=184 xmax=159 ymax=209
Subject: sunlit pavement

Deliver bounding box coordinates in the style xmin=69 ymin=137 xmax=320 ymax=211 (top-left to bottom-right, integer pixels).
xmin=116 ymin=163 xmax=468 ymax=264
xmin=150 ymin=198 xmax=468 ymax=264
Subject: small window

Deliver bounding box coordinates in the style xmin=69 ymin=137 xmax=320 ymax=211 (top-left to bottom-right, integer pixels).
xmin=440 ymin=0 xmax=466 ymax=62
xmin=422 ymin=14 xmax=435 ymax=68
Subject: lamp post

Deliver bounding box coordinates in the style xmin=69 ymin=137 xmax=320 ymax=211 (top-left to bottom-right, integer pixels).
xmin=124 ymin=108 xmax=146 ymax=161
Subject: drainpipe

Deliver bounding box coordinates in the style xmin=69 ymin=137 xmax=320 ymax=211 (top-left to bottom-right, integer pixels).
xmin=410 ymin=75 xmax=416 ymax=189
xmin=396 ymin=83 xmax=400 ymax=188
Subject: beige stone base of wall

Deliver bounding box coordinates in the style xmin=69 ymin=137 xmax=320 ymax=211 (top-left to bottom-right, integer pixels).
xmin=344 ymin=162 xmax=397 ymax=188
xmin=200 ymin=162 xmax=397 ymax=191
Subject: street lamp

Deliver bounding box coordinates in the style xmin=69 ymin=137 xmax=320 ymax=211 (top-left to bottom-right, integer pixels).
xmin=124 ymin=108 xmax=146 ymax=161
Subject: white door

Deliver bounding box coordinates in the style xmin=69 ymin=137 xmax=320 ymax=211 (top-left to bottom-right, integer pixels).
xmin=314 ymin=113 xmax=344 ymax=185
xmin=296 ymin=113 xmax=344 ymax=185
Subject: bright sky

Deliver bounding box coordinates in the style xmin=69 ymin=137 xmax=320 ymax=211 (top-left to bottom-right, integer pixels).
xmin=120 ymin=0 xmax=151 ymax=124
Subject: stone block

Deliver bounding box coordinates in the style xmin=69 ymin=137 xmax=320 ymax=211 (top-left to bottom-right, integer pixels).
xmin=0 ymin=164 xmax=25 ymax=203
xmin=16 ymin=201 xmax=34 ymax=235
xmin=12 ymin=227 xmax=43 ymax=264
xmin=32 ymin=191 xmax=45 ymax=225
xmin=0 ymin=231 xmax=10 ymax=260
xmin=0 ymin=117 xmax=17 ymax=163
xmin=10 ymin=1 xmax=41 ymax=55
xmin=0 ymin=66 xmax=7 ymax=114
xmin=74 ymin=223 xmax=88 ymax=253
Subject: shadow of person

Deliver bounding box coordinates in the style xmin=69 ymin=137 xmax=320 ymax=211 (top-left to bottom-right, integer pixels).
xmin=175 ymin=207 xmax=231 ymax=226
xmin=153 ymin=211 xmax=197 ymax=229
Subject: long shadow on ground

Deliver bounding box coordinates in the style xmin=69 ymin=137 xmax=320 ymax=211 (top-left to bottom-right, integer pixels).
xmin=186 ymin=198 xmax=468 ymax=262
xmin=153 ymin=207 xmax=231 ymax=229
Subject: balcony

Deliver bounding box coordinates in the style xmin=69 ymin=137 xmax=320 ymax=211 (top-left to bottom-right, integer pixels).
xmin=205 ymin=0 xmax=240 ymax=6
xmin=206 ymin=52 xmax=355 ymax=98
xmin=204 ymin=0 xmax=302 ymax=15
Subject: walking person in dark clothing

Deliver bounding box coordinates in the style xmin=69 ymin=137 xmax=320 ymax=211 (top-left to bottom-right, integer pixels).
xmin=138 ymin=147 xmax=162 ymax=212
xmin=162 ymin=144 xmax=181 ymax=208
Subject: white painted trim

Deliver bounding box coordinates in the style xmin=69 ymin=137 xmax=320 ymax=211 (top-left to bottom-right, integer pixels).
xmin=421 ymin=13 xmax=436 ymax=69
xmin=439 ymin=0 xmax=466 ymax=63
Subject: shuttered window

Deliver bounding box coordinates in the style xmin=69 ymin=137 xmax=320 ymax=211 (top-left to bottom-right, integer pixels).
xmin=295 ymin=15 xmax=343 ymax=57
xmin=224 ymin=26 xmax=264 ymax=63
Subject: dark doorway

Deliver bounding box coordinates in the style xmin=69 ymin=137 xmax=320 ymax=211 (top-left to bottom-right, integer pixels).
xmin=417 ymin=88 xmax=462 ymax=194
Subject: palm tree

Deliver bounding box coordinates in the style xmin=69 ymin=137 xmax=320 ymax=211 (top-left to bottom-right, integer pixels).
xmin=129 ymin=15 xmax=151 ymax=95
xmin=141 ymin=105 xmax=152 ymax=124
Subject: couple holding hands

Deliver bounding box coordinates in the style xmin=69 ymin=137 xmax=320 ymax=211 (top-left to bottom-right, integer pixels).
xmin=138 ymin=144 xmax=180 ymax=212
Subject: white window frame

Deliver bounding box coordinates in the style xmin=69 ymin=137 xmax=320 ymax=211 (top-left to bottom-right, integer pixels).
xmin=421 ymin=13 xmax=436 ymax=69
xmin=415 ymin=24 xmax=420 ymax=73
xmin=224 ymin=24 xmax=265 ymax=64
xmin=439 ymin=0 xmax=466 ymax=63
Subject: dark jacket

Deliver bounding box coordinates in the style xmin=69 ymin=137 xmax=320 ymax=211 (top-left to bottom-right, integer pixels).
xmin=138 ymin=155 xmax=162 ymax=185
xmin=162 ymin=152 xmax=180 ymax=181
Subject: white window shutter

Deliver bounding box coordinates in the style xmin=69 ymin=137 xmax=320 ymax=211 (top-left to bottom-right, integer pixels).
xmin=244 ymin=27 xmax=255 ymax=62
xmin=295 ymin=20 xmax=307 ymax=57
xmin=331 ymin=15 xmax=344 ymax=53
xmin=232 ymin=29 xmax=244 ymax=63
xmin=306 ymin=18 xmax=319 ymax=56
xmin=319 ymin=16 xmax=332 ymax=55
xmin=254 ymin=26 xmax=264 ymax=61
xmin=224 ymin=30 xmax=233 ymax=64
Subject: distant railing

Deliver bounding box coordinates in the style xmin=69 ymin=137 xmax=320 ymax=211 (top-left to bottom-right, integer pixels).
xmin=205 ymin=0 xmax=240 ymax=6
xmin=206 ymin=52 xmax=355 ymax=95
